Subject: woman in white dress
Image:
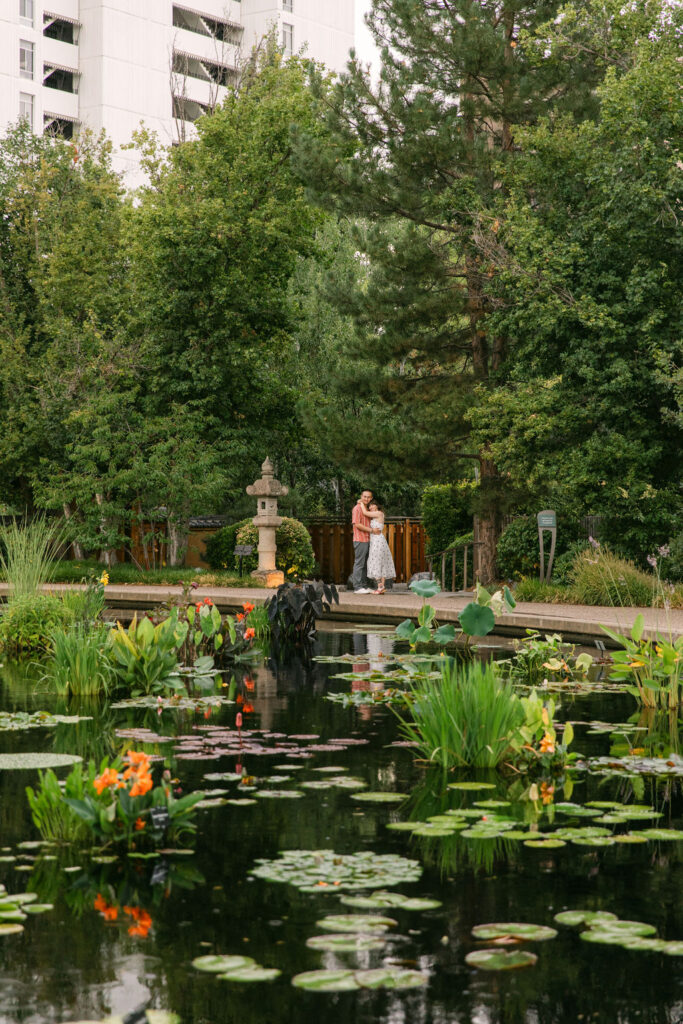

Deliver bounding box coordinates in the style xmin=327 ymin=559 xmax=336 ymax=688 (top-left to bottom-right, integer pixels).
xmin=366 ymin=502 xmax=396 ymax=595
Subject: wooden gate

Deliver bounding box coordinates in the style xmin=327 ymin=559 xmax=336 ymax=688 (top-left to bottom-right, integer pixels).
xmin=306 ymin=518 xmax=426 ymax=584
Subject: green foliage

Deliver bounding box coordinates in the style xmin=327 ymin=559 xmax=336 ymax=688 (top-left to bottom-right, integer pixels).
xmin=421 ymin=483 xmax=474 ymax=555
xmin=0 ymin=517 xmax=65 ymax=601
xmin=43 ymin=624 xmax=114 ymax=696
xmin=661 ymin=534 xmax=683 ymax=584
xmin=0 ymin=594 xmax=75 ymax=654
xmin=570 ymin=548 xmax=654 ymax=608
xmin=108 ymin=613 xmax=181 ymax=696
xmin=49 ymin=559 xmax=258 ymax=587
xmin=265 ymin=581 xmax=338 ymax=643
xmin=496 ymin=519 xmax=542 ymax=581
xmin=396 ymin=579 xmax=515 ymax=649
xmin=203 ymin=521 xmax=250 ymax=571
xmin=500 ymin=630 xmax=593 ymax=687
xmin=397 ymin=660 xmax=525 ymax=769
xmin=236 ymin=517 xmax=315 ymax=580
xmin=602 ymin=614 xmax=683 ymax=709
xmin=26 ymin=764 xmax=91 ymax=844
xmin=512 ymin=578 xmax=573 ymax=604
xmin=552 ymin=541 xmax=591 ymax=586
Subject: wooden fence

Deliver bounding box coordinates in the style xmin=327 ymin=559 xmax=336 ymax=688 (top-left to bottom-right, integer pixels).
xmin=306 ymin=518 xmax=427 ymax=584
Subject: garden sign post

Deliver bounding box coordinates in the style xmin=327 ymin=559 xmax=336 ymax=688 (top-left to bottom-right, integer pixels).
xmin=246 ymin=457 xmax=288 ymax=587
xmin=537 ymin=510 xmax=557 ymax=584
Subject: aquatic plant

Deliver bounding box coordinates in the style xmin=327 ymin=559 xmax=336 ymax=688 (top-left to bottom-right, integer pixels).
xmin=397 ymin=660 xmax=524 ymax=768
xmin=500 ymin=630 xmax=593 ymax=686
xmin=26 ymin=762 xmax=93 ymax=843
xmin=109 ymin=613 xmax=181 ymax=695
xmin=264 ymin=580 xmax=339 ymax=642
xmin=396 ymin=578 xmax=516 ymax=649
xmin=0 ymin=515 xmax=65 ymax=601
xmin=43 ymin=623 xmax=115 ymax=696
xmin=602 ymin=614 xmax=683 ymax=708
xmin=0 ymin=594 xmax=75 ymax=654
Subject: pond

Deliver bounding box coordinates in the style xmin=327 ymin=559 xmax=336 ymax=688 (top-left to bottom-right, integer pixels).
xmin=0 ymin=627 xmax=681 ymax=1024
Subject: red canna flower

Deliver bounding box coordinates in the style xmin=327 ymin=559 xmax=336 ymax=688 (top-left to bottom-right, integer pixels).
xmin=244 ymin=627 xmax=255 ymax=640
xmin=242 ymin=703 xmax=255 ymax=714
xmin=134 ymin=817 xmax=146 ymax=831
xmin=244 ymin=678 xmax=255 ymax=691
xmin=242 ymin=602 xmax=255 ymax=613
xmin=236 ymin=694 xmax=244 ymax=704
xmin=236 ymin=613 xmax=245 ymax=622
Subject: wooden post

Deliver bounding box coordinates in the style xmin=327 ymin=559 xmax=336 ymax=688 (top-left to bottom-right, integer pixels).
xmin=451 ymin=550 xmax=456 ymax=592
xmin=463 ymin=545 xmax=468 ymax=590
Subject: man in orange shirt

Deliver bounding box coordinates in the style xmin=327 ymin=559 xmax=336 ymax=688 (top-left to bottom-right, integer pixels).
xmin=351 ymin=489 xmax=373 ymax=593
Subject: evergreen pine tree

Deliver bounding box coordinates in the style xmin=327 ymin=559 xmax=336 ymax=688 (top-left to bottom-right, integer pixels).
xmin=294 ymin=0 xmax=597 ymax=580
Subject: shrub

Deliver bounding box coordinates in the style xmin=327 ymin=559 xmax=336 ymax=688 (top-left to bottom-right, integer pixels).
xmin=496 ymin=518 xmax=540 ymax=580
xmin=570 ymin=547 xmax=655 ymax=607
xmin=512 ymin=578 xmax=572 ymax=604
xmin=44 ymin=623 xmax=115 ymax=696
xmin=397 ymin=659 xmax=524 ymax=768
xmin=235 ymin=517 xmax=315 ymax=579
xmin=552 ymin=540 xmax=590 ymax=585
xmin=203 ymin=520 xmax=250 ymax=571
xmin=661 ymin=533 xmax=683 ymax=583
xmin=421 ymin=482 xmax=474 ymax=555
xmin=0 ymin=594 xmax=75 ymax=654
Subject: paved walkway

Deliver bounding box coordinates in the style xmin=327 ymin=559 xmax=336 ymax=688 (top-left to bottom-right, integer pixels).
xmin=4 ymin=583 xmax=680 ymax=643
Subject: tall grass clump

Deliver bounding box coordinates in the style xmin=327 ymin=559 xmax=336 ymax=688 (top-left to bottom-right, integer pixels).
xmin=397 ymin=660 xmax=524 ymax=768
xmin=26 ymin=764 xmax=91 ymax=843
xmin=0 ymin=516 xmax=65 ymax=601
xmin=43 ymin=624 xmax=115 ymax=696
xmin=570 ymin=546 xmax=654 ymax=607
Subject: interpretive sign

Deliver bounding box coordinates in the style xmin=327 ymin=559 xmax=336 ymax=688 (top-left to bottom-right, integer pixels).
xmin=149 ymin=806 xmax=170 ymax=831
xmin=537 ymin=510 xmax=557 ymax=583
xmin=234 ymin=544 xmax=254 ymax=575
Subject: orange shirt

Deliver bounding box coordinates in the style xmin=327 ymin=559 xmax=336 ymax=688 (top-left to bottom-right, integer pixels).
xmin=352 ymin=503 xmax=370 ymax=543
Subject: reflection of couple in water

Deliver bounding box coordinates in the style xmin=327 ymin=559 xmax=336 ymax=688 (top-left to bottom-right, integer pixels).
xmin=351 ymin=488 xmax=396 ymax=595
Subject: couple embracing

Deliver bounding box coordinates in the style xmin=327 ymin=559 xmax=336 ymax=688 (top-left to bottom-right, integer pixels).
xmin=351 ymin=489 xmax=396 ymax=595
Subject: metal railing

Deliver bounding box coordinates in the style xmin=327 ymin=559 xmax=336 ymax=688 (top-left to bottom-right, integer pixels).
xmin=428 ymin=542 xmax=483 ymax=592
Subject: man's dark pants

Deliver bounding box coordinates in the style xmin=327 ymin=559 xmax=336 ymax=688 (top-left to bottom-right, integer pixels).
xmin=352 ymin=540 xmax=369 ymax=591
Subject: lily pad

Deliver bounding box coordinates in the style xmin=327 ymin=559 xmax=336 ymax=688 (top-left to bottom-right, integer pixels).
xmin=0 ymin=923 xmax=24 ymax=935
xmin=447 ymin=782 xmax=496 ymax=791
xmin=473 ymin=800 xmax=511 ymax=809
xmin=355 ymin=968 xmax=427 ymax=989
xmin=412 ymin=825 xmax=458 ymax=837
xmin=226 ymin=798 xmax=257 ymax=807
xmin=465 ymin=948 xmax=538 ymax=970
xmin=385 ymin=821 xmax=421 ymax=832
xmin=554 ymin=803 xmax=601 ymax=818
xmin=255 ymin=790 xmax=303 ymax=800
xmin=570 ymin=836 xmax=615 ymax=847
xmin=291 ymin=969 xmax=361 ymax=992
xmin=306 ymin=933 xmax=387 ymax=952
xmin=339 ymin=891 xmax=442 ymax=911
xmin=613 ymin=833 xmax=648 ymax=844
xmin=316 ymin=914 xmax=397 ymax=933
xmin=554 ymin=911 xmax=619 ymax=927
xmin=524 ymin=839 xmax=566 ymax=849
xmin=250 ymin=849 xmax=422 ymax=891
xmin=471 ymin=922 xmax=558 ymax=942
xmin=620 ymin=937 xmax=669 ymax=952
xmin=23 ymin=903 xmax=54 ymax=914
xmin=300 ymin=778 xmax=367 ymax=791
xmin=350 ymin=792 xmax=405 ymax=804
xmin=192 ymin=954 xmax=256 ymax=973
xmin=638 ymin=829 xmax=683 ymax=841
xmin=218 ymin=966 xmax=281 ymax=982
xmin=662 ymin=942 xmax=683 ymax=956
xmin=0 ymin=753 xmax=82 ymax=770
xmin=590 ymin=920 xmax=657 ymax=937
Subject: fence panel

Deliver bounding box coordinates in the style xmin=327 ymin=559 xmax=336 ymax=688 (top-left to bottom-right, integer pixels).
xmin=305 ymin=518 xmax=426 ymax=585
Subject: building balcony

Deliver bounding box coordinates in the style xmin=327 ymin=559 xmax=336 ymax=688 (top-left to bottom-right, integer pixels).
xmin=42 ymin=35 xmax=79 ymax=74
xmin=171 ymin=25 xmax=240 ymax=69
xmin=175 ymin=72 xmax=228 ymax=110
xmin=41 ymin=87 xmax=79 ymax=121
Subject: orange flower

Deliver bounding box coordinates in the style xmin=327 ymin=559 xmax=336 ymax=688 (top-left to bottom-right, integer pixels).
xmin=103 ymin=906 xmax=118 ymax=922
xmin=236 ymin=694 xmax=244 ymax=704
xmin=540 ymin=782 xmax=555 ymax=805
xmin=242 ymin=703 xmax=254 ymax=714
xmin=93 ymin=767 xmax=120 ymax=795
xmin=244 ymin=678 xmax=255 ymax=691
xmin=204 ymin=598 xmax=212 ymax=606
xmin=539 ymin=733 xmax=555 ymax=755
xmin=127 ymin=750 xmax=151 ymax=767
xmin=129 ymin=773 xmax=153 ymax=798
xmin=134 ymin=817 xmax=146 ymax=831
xmin=236 ymin=613 xmax=245 ymax=622
xmin=244 ymin=627 xmax=255 ymax=640
xmin=242 ymin=602 xmax=255 ymax=613
xmin=94 ymin=893 xmax=108 ymax=913
xmin=128 ymin=921 xmax=151 ymax=937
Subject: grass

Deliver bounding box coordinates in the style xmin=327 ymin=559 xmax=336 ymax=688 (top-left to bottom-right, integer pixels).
xmin=7 ymin=558 xmax=266 ymax=589
xmin=43 ymin=623 xmax=115 ymax=696
xmin=396 ymin=659 xmax=524 ymax=768
xmin=512 ymin=555 xmax=683 ymax=610
xmin=0 ymin=516 xmax=65 ymax=601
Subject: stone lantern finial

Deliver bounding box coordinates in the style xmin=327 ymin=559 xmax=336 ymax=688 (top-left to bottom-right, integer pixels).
xmin=246 ymin=457 xmax=289 ymax=587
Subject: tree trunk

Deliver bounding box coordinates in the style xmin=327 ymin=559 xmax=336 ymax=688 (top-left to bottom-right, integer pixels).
xmin=167 ymin=517 xmax=189 ymax=567
xmin=62 ymin=503 xmax=84 ymax=560
xmin=94 ymin=493 xmax=118 ymax=566
xmin=475 ymin=457 xmax=502 ymax=585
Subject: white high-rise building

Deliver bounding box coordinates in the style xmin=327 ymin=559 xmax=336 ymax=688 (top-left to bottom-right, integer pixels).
xmin=0 ymin=0 xmax=355 ymax=185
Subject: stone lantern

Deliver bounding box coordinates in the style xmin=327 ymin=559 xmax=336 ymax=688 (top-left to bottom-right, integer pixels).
xmin=246 ymin=457 xmax=289 ymax=587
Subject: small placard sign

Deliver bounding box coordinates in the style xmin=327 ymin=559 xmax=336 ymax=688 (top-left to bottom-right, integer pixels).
xmin=149 ymin=806 xmax=171 ymax=831
xmin=150 ymin=861 xmax=169 ymax=887
xmin=537 ymin=511 xmax=557 ymax=530
xmin=537 ymin=509 xmax=557 ymax=583
xmin=234 ymin=545 xmax=254 ymax=557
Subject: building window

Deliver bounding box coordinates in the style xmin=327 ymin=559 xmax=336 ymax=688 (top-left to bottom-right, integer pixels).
xmin=282 ymin=22 xmax=293 ymax=57
xmin=19 ymin=92 xmax=34 ymax=128
xmin=20 ymin=0 xmax=34 ymax=27
xmin=20 ymin=40 xmax=34 ymax=79
xmin=43 ymin=66 xmax=77 ymax=93
xmin=44 ymin=17 xmax=75 ymax=44
xmin=282 ymin=0 xmax=293 ymax=11
xmin=44 ymin=113 xmax=78 ymax=140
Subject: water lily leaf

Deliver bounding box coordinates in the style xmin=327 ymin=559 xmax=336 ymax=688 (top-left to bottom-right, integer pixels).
xmin=524 ymin=839 xmax=566 ymax=849
xmin=554 ymin=803 xmax=601 ymax=818
xmin=195 ymin=798 xmax=227 ymax=809
xmin=501 ymin=830 xmax=530 ymax=840
xmin=301 ymin=777 xmax=367 ymax=791
xmin=447 ymin=782 xmax=496 ymax=791
xmin=316 ymin=914 xmax=397 ymax=933
xmin=474 ymin=799 xmax=511 ymax=809
xmin=312 ymin=766 xmax=348 ymax=773
xmin=554 ymin=911 xmax=618 ymax=927
xmin=192 ymin=954 xmax=256 ymax=973
xmin=250 ymin=849 xmax=422 ymax=891
xmin=472 ymin=923 xmax=557 ymax=942
xmin=662 ymin=942 xmax=683 ymax=956
xmin=465 ymin=948 xmax=537 ymax=970
xmin=0 ymin=923 xmax=24 ymax=935
xmin=218 ymin=966 xmax=281 ymax=982
xmin=355 ymin=968 xmax=428 ymax=990
xmin=350 ymin=792 xmax=405 ymax=804
xmin=589 ymin=920 xmax=657 ymax=938
xmin=292 ymin=969 xmax=360 ymax=992
xmin=594 ymin=814 xmax=628 ymax=824
xmin=11 ymin=893 xmax=37 ymax=904
xmin=385 ymin=821 xmax=421 ymax=832
xmin=427 ymin=815 xmax=468 ymax=828
xmin=306 ymin=933 xmax=387 ymax=952
xmin=570 ymin=837 xmax=615 ymax=847
xmin=613 ymin=833 xmax=648 ymax=844
xmin=620 ymin=937 xmax=669 ymax=952
xmin=459 ymin=603 xmax=495 ymax=638
xmin=0 ymin=753 xmax=82 ymax=770
xmin=638 ymin=829 xmax=683 ymax=841
xmin=226 ymin=798 xmax=257 ymax=806
xmin=340 ymin=891 xmax=441 ymax=911
xmin=254 ymin=790 xmax=303 ymax=799
xmin=412 ymin=824 xmax=458 ymax=837
xmin=410 ymin=579 xmax=441 ymax=599
xmin=23 ymin=903 xmax=53 ymax=914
